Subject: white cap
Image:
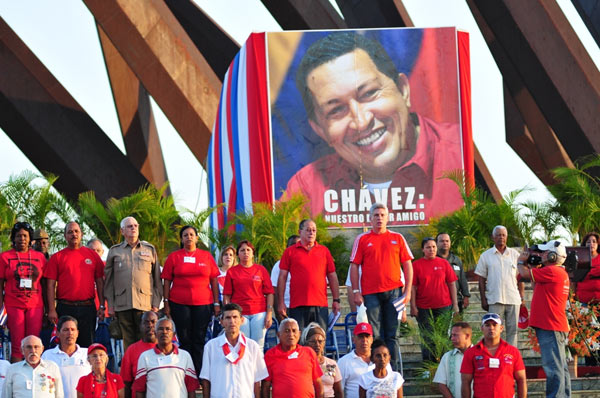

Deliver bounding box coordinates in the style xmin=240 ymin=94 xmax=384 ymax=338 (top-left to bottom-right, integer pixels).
xmin=536 ymin=240 xmax=567 ymax=265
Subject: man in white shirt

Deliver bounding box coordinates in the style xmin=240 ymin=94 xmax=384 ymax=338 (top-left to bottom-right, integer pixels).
xmin=475 ymin=225 xmax=522 ymax=346
xmin=200 ymin=303 xmax=269 ymax=397
xmin=3 ymin=335 xmax=64 ymax=397
xmin=133 ymin=317 xmax=199 ymax=398
xmin=338 ymin=322 xmax=391 ymax=398
xmin=271 ymin=235 xmax=299 ymax=318
xmin=433 ymin=322 xmax=472 ymax=397
xmin=42 ymin=316 xmax=90 ymax=398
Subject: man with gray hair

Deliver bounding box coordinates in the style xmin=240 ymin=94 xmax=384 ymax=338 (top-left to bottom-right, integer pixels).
xmin=262 ymin=318 xmax=323 ymax=398
xmin=348 ymin=203 xmax=413 ymax=370
xmin=475 ymin=225 xmax=522 ymax=346
xmin=4 ymin=335 xmax=64 ymax=397
xmin=105 ymin=216 xmax=162 ymax=350
xmin=133 ymin=317 xmax=199 ymax=398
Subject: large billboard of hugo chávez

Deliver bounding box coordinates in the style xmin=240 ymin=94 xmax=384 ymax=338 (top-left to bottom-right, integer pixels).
xmin=267 ymin=28 xmax=472 ymax=227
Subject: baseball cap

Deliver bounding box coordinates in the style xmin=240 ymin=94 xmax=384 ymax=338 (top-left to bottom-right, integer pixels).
xmin=536 ymin=240 xmax=567 ymax=264
xmin=481 ymin=313 xmax=502 ymax=326
xmin=353 ymin=322 xmax=373 ymax=336
xmin=87 ymin=343 xmax=107 ymax=355
xmin=33 ymin=228 xmax=49 ymax=240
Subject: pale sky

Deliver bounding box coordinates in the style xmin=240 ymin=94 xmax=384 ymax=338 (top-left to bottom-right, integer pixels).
xmin=1 ymin=0 xmax=598 ymax=216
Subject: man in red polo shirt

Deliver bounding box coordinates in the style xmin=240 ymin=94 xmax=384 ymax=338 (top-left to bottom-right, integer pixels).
xmin=45 ymin=221 xmax=105 ymax=347
xmin=262 ymin=318 xmax=323 ymax=398
xmin=517 ymin=240 xmax=570 ymax=398
xmin=349 ymin=203 xmax=413 ymax=370
xmin=277 ymin=219 xmax=340 ymax=330
xmin=461 ymin=313 xmax=527 ymax=398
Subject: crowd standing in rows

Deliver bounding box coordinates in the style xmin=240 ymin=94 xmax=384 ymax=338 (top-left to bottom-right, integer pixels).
xmin=0 ymin=202 xmax=596 ymax=398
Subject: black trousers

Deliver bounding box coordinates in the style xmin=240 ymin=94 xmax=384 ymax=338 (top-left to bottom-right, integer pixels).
xmin=170 ymin=301 xmax=212 ymax=374
xmin=288 ymin=306 xmax=328 ymax=331
xmin=56 ymin=303 xmax=96 ymax=348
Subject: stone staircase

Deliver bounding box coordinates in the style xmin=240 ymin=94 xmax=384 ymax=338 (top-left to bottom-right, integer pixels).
xmin=394 ymin=281 xmax=600 ymax=397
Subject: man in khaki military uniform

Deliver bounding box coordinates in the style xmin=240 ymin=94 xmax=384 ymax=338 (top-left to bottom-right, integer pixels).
xmin=104 ymin=216 xmax=162 ymax=349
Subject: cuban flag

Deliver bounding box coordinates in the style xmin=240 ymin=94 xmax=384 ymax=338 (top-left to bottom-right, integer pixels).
xmin=208 ymin=33 xmax=273 ymax=231
xmin=392 ymin=292 xmax=408 ymax=315
xmin=50 ymin=324 xmax=59 ymax=344
xmin=0 ymin=305 xmax=7 ymax=327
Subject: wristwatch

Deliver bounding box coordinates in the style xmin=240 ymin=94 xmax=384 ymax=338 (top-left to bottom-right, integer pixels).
xmin=352 ymin=289 xmax=360 ymax=294
xmin=333 ymin=298 xmax=341 ymax=303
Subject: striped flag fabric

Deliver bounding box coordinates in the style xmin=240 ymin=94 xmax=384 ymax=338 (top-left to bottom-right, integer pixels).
xmin=50 ymin=323 xmax=58 ymax=344
xmin=0 ymin=305 xmax=7 ymax=327
xmin=392 ymin=292 xmax=408 ymax=315
xmin=208 ymin=32 xmax=273 ymax=231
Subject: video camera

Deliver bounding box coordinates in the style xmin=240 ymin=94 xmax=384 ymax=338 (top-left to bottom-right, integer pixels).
xmin=525 ymin=244 xmax=592 ymax=281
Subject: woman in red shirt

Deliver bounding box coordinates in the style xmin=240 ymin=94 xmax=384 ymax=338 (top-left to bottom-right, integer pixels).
xmin=76 ymin=343 xmax=124 ymax=398
xmin=0 ymin=221 xmax=46 ymax=362
xmin=575 ymin=232 xmax=600 ymax=304
xmin=161 ymin=225 xmax=220 ymax=374
xmin=223 ymin=240 xmax=274 ymax=349
xmin=410 ymin=237 xmax=458 ymax=362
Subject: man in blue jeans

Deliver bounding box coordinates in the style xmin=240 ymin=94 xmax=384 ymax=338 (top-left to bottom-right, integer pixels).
xmin=349 ymin=203 xmax=413 ymax=370
xmin=517 ymin=240 xmax=571 ymax=398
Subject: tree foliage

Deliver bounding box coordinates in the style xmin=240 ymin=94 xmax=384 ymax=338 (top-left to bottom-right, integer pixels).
xmin=548 ymin=154 xmax=600 ymax=242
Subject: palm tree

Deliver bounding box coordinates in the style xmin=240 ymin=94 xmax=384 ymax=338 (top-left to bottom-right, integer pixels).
xmin=0 ymin=171 xmax=76 ymax=250
xmin=548 ymin=154 xmax=600 ymax=243
xmin=77 ymin=184 xmax=180 ymax=262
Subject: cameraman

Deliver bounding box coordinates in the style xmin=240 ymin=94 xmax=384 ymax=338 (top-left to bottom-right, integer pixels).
xmin=517 ymin=240 xmax=570 ymax=398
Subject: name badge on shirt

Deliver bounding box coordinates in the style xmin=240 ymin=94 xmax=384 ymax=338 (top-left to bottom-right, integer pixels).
xmin=20 ymin=278 xmax=32 ymax=289
xmin=183 ymin=256 xmax=195 ymax=264
xmin=157 ymin=356 xmax=172 ymax=365
xmin=26 ymin=380 xmax=32 ymax=390
xmin=453 ymin=265 xmax=460 ymax=271
xmin=288 ymin=351 xmax=299 ymax=359
xmin=489 ymin=358 xmax=500 ymax=368
xmin=225 ymin=351 xmax=239 ymax=363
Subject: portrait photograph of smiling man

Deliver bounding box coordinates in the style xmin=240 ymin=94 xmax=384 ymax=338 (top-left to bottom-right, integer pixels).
xmin=268 ymin=28 xmax=469 ymax=227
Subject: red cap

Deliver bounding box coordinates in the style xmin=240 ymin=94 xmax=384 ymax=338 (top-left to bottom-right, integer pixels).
xmin=87 ymin=343 xmax=107 ymax=355
xmin=353 ymin=322 xmax=373 ymax=336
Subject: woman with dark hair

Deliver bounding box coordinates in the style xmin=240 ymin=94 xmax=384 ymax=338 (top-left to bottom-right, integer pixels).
xmin=358 ymin=339 xmax=404 ymax=398
xmin=223 ymin=240 xmax=274 ymax=349
xmin=0 ymin=221 xmax=47 ymax=362
xmin=161 ymin=225 xmax=220 ymax=373
xmin=575 ymin=232 xmax=600 ymax=304
xmin=410 ymin=237 xmax=458 ymax=362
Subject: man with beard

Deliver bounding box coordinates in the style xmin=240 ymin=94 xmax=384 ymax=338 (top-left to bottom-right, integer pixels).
xmin=3 ymin=335 xmax=64 ymax=397
xmin=120 ymin=311 xmax=158 ymax=398
xmin=45 ymin=222 xmax=105 ymax=347
xmin=42 ymin=316 xmax=90 ymax=398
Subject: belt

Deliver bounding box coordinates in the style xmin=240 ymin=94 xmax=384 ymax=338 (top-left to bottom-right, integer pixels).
xmin=57 ymin=299 xmax=95 ymax=306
